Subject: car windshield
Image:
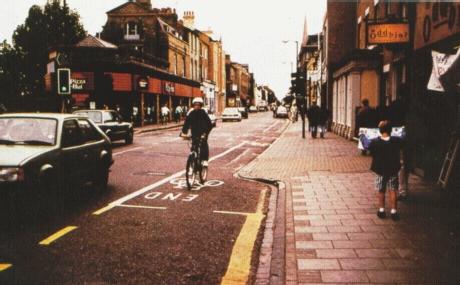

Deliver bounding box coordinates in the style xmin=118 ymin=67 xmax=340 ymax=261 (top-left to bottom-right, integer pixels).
xmin=0 ymin=117 xmax=57 ymax=146
xmin=75 ymin=111 xmax=102 ymax=123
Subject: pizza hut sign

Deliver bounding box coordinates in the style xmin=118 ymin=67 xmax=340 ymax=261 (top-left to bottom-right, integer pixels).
xmin=71 ymin=78 xmax=87 ymax=91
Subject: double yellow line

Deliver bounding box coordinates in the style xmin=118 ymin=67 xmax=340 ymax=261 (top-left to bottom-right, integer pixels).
xmin=219 ymin=189 xmax=267 ymax=285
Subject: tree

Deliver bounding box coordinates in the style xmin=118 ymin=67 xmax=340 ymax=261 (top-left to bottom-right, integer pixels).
xmin=0 ymin=41 xmax=23 ymax=111
xmin=10 ymin=2 xmax=86 ymax=108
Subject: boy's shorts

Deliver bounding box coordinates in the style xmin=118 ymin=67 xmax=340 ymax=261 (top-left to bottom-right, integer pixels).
xmin=375 ymin=175 xmax=399 ymax=192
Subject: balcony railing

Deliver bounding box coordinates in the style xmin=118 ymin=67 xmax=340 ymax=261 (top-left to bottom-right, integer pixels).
xmin=124 ymin=34 xmax=140 ymax=41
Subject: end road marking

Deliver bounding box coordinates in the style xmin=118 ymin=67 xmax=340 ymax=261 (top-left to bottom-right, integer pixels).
xmin=0 ymin=264 xmax=12 ymax=272
xmin=93 ymin=141 xmax=247 ymax=216
xmin=39 ymin=226 xmax=78 ymax=246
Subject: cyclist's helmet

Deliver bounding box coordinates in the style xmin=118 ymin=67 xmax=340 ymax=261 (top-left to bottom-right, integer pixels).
xmin=192 ymin=97 xmax=204 ymax=105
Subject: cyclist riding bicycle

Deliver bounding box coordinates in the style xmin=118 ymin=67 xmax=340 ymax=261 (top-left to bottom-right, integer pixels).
xmin=180 ymin=97 xmax=213 ymax=167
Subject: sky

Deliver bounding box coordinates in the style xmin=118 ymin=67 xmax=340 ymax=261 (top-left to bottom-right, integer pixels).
xmin=1 ymin=0 xmax=327 ymax=98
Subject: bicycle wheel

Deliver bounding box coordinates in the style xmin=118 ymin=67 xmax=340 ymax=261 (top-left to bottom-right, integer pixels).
xmin=200 ymin=165 xmax=208 ymax=184
xmin=185 ymin=154 xmax=196 ymax=190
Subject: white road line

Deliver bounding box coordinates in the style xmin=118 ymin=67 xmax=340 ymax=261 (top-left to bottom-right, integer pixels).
xmin=262 ymin=121 xmax=279 ymax=133
xmin=107 ymin=141 xmax=247 ymax=207
xmin=113 ymin=146 xmax=144 ymax=157
xmin=118 ymin=204 xmax=167 ymax=210
xmin=226 ymin=148 xmax=250 ymax=166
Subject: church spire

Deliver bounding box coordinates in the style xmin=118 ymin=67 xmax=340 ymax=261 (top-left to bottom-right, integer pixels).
xmin=301 ymin=16 xmax=308 ymax=47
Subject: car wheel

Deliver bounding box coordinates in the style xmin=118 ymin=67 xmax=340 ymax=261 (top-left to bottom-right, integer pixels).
xmin=93 ymin=167 xmax=109 ymax=191
xmin=125 ymin=130 xmax=134 ymax=145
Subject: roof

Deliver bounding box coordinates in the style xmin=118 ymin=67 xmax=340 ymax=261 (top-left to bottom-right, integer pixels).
xmin=76 ymin=35 xmax=118 ymax=49
xmin=106 ymin=1 xmax=150 ymax=14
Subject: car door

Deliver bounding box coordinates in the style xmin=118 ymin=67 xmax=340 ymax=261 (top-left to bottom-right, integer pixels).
xmin=61 ymin=119 xmax=85 ymax=183
xmin=77 ymin=119 xmax=107 ymax=175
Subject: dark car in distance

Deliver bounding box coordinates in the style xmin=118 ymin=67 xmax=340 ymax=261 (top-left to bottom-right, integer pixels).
xmin=0 ymin=113 xmax=113 ymax=197
xmin=238 ymin=107 xmax=249 ymax=119
xmin=74 ymin=110 xmax=134 ymax=145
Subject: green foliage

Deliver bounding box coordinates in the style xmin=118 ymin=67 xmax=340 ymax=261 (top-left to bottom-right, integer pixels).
xmin=1 ymin=2 xmax=86 ymax=109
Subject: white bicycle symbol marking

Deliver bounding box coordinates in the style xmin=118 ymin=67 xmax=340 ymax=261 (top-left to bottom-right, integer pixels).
xmin=170 ymin=178 xmax=225 ymax=192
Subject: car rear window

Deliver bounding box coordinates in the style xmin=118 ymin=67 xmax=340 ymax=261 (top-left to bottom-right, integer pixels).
xmin=75 ymin=111 xmax=102 ymax=123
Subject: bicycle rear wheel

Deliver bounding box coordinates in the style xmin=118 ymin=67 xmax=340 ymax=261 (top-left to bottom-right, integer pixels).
xmin=185 ymin=155 xmax=196 ymax=190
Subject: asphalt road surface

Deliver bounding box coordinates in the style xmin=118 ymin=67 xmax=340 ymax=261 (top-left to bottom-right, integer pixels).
xmin=0 ymin=112 xmax=287 ymax=285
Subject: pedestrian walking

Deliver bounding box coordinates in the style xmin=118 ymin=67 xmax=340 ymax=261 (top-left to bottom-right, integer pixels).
xmin=174 ymin=105 xmax=183 ymax=123
xmin=369 ymin=120 xmax=403 ymax=221
xmin=161 ymin=104 xmax=170 ymax=125
xmin=307 ymin=102 xmax=321 ymax=138
xmin=318 ymin=107 xmax=329 ymax=139
xmin=290 ymin=104 xmax=298 ymax=123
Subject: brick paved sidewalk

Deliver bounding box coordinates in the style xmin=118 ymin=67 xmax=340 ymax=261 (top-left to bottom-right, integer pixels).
xmin=241 ymin=121 xmax=460 ymax=284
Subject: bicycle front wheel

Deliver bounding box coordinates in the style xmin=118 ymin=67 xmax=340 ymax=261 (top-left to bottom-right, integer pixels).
xmin=185 ymin=155 xmax=196 ymax=190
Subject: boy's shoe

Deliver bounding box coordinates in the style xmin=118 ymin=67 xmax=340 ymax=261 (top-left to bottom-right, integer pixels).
xmin=202 ymin=160 xmax=209 ymax=167
xmin=391 ymin=212 xmax=400 ymax=221
xmin=377 ymin=211 xmax=386 ymax=219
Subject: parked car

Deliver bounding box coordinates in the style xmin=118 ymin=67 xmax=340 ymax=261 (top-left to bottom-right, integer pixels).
xmin=73 ymin=110 xmax=134 ymax=145
xmin=0 ymin=113 xmax=113 ymax=195
xmin=203 ymin=107 xmax=217 ymax=127
xmin=275 ymin=106 xmax=289 ymax=118
xmin=222 ymin=108 xmax=242 ymax=122
xmin=258 ymin=105 xmax=268 ymax=112
xmin=238 ymin=107 xmax=249 ymax=119
xmin=249 ymin=106 xmax=258 ymax=113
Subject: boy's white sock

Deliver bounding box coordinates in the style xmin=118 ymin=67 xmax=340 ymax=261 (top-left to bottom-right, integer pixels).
xmin=391 ymin=209 xmax=397 ymax=214
xmin=379 ymin=208 xmax=385 ymax=213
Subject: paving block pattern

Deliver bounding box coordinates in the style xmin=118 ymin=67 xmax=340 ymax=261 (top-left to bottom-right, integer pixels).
xmin=241 ymin=122 xmax=459 ymax=284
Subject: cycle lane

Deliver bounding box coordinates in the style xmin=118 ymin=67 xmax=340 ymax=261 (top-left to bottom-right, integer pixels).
xmin=0 ymin=113 xmax=288 ymax=284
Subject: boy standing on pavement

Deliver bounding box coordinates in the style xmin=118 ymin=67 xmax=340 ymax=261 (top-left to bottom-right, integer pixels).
xmin=369 ymin=120 xmax=403 ymax=221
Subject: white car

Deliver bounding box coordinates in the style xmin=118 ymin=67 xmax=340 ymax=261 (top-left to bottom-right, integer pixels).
xmin=222 ymin=108 xmax=242 ymax=122
xmin=203 ymin=108 xmax=217 ymax=127
xmin=249 ymin=106 xmax=258 ymax=113
xmin=275 ymin=106 xmax=289 ymax=118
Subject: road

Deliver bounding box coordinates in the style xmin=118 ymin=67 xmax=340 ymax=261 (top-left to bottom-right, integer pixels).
xmin=0 ymin=112 xmax=287 ymax=285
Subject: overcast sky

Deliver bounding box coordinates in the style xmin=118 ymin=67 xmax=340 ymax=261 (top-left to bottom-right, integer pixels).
xmin=1 ymin=0 xmax=327 ymax=98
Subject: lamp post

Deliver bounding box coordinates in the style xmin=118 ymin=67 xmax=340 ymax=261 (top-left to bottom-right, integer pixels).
xmin=283 ymin=40 xmax=305 ymax=139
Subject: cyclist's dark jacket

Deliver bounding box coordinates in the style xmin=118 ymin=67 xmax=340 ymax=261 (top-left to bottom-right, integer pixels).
xmin=182 ymin=109 xmax=213 ymax=138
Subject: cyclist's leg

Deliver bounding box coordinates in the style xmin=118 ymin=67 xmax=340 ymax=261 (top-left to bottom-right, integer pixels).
xmin=200 ymin=139 xmax=209 ymax=162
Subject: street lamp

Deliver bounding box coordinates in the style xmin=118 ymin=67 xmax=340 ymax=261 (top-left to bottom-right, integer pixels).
xmin=282 ymin=40 xmax=305 ymax=139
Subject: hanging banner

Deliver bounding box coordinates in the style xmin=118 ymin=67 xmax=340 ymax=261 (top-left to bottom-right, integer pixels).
xmin=427 ymin=49 xmax=460 ymax=92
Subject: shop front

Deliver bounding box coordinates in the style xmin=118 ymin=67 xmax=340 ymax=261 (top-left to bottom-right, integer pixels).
xmin=409 ymin=2 xmax=460 ymax=180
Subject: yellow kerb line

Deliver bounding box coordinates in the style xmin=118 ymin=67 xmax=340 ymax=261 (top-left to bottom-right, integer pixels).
xmin=92 ymin=205 xmax=115 ymax=216
xmin=220 ymin=189 xmax=267 ymax=285
xmin=0 ymin=264 xmax=12 ymax=272
xmin=39 ymin=226 xmax=78 ymax=246
xmin=220 ymin=213 xmax=265 ymax=285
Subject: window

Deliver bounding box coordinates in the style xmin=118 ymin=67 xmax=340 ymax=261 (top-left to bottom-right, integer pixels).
xmin=374 ymin=3 xmax=380 ymax=20
xmin=174 ymin=53 xmax=178 ymax=75
xmin=385 ymin=0 xmax=391 ymax=17
xmin=400 ymin=3 xmax=408 ymax=19
xmin=78 ymin=119 xmax=103 ymax=143
xmin=102 ymin=112 xmax=116 ymax=123
xmin=127 ymin=22 xmax=138 ymax=36
xmin=62 ymin=120 xmax=81 ymax=148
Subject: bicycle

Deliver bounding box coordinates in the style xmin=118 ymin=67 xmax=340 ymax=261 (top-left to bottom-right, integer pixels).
xmin=181 ymin=134 xmax=208 ymax=190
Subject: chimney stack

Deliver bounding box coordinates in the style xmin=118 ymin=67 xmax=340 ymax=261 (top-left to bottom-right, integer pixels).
xmin=135 ymin=0 xmax=152 ymax=9
xmin=183 ymin=11 xmax=195 ymax=29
